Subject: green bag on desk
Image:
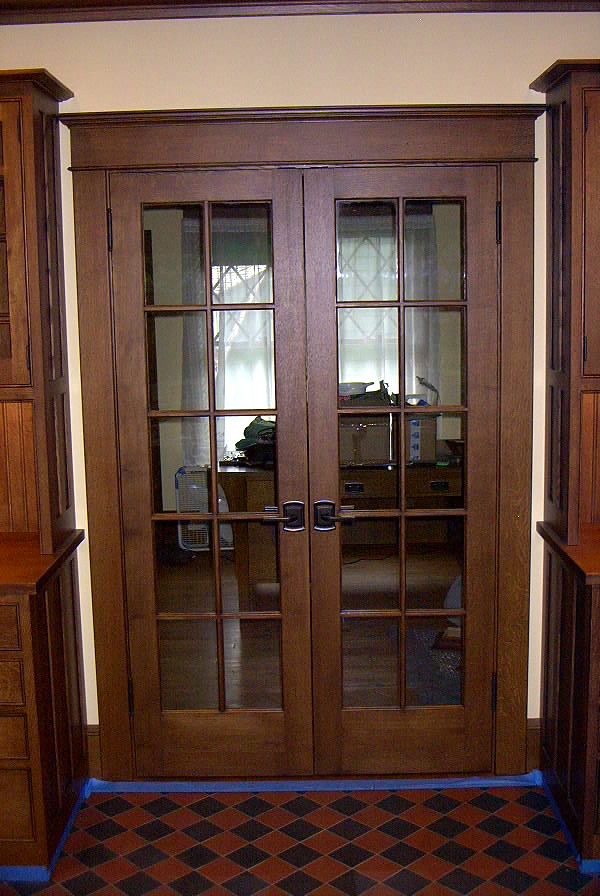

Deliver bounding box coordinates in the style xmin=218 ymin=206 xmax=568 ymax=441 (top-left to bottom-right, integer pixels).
xmin=235 ymin=416 xmax=276 ymax=466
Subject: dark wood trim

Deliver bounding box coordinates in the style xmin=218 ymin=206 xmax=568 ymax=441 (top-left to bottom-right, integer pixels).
xmin=0 ymin=530 xmax=83 ymax=593
xmin=71 ymin=170 xmax=134 ymax=780
xmin=86 ymin=725 xmax=102 ymax=778
xmin=538 ymin=521 xmax=600 ymax=582
xmin=62 ymin=106 xmax=546 ymax=127
xmin=70 ymin=108 xmax=537 ymax=780
xmin=494 ymin=161 xmax=534 ymax=776
xmin=0 ymin=69 xmax=73 ymax=103
xmin=530 ymin=59 xmax=600 ymax=93
xmin=64 ymin=107 xmax=544 ymax=172
xmin=526 ymin=718 xmax=541 ymax=771
xmin=1 ymin=0 xmax=600 ymax=23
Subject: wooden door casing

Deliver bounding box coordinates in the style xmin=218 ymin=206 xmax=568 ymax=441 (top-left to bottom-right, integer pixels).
xmin=67 ymin=107 xmax=538 ymax=780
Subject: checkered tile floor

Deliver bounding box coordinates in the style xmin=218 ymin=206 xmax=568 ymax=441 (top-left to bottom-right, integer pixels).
xmin=2 ymin=787 xmax=600 ymax=895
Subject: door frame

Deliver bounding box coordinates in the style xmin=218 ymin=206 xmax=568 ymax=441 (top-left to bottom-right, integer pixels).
xmin=65 ymin=104 xmax=543 ymax=780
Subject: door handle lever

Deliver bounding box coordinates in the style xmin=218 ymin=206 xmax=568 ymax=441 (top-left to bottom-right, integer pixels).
xmin=313 ymin=500 xmax=355 ymax=531
xmin=262 ymin=501 xmax=305 ymax=531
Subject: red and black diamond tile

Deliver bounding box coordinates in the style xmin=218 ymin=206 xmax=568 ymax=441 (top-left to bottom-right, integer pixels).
xmin=2 ymin=787 xmax=600 ymax=895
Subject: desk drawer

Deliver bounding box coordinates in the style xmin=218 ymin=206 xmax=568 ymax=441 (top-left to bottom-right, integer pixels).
xmin=406 ymin=466 xmax=463 ymax=507
xmin=0 ymin=661 xmax=24 ymax=705
xmin=340 ymin=469 xmax=398 ymax=505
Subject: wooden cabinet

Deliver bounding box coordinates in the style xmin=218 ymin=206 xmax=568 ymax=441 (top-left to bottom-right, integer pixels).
xmin=0 ymin=71 xmax=85 ymax=875
xmin=531 ymin=61 xmax=600 ymax=546
xmin=0 ymin=533 xmax=85 ymax=868
xmin=532 ymin=60 xmax=600 ymax=863
xmin=0 ymin=70 xmax=75 ymax=554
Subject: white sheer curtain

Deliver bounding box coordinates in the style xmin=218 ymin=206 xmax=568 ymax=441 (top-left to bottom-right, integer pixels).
xmin=404 ymin=210 xmax=440 ymax=405
xmin=181 ymin=210 xmax=210 ymax=468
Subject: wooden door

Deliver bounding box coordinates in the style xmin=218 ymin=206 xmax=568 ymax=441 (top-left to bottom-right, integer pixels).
xmin=110 ymin=170 xmax=313 ymax=777
xmin=305 ymin=166 xmax=499 ymax=775
xmin=111 ymin=163 xmax=500 ymax=778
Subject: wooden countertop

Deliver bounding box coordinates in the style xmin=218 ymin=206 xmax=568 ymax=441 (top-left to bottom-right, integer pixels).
xmin=537 ymin=522 xmax=600 ymax=584
xmin=0 ymin=530 xmax=84 ymax=593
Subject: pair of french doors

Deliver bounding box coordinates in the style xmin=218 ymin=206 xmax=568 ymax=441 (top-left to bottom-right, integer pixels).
xmin=110 ymin=163 xmax=498 ymax=778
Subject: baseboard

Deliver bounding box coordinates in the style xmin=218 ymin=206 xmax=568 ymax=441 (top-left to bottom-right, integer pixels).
xmin=526 ymin=718 xmax=541 ymax=772
xmin=87 ymin=724 xmax=102 ymax=778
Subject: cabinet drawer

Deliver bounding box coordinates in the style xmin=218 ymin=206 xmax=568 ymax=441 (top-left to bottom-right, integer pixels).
xmin=0 ymin=769 xmax=33 ymax=839
xmin=0 ymin=660 xmax=24 ymax=705
xmin=0 ymin=715 xmax=27 ymax=758
xmin=340 ymin=469 xmax=398 ymax=502
xmin=406 ymin=466 xmax=463 ymax=498
xmin=0 ymin=604 xmax=20 ymax=650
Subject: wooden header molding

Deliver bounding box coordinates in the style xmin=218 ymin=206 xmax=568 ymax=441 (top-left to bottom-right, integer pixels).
xmin=1 ymin=0 xmax=599 ymax=23
xmin=63 ymin=104 xmax=545 ymax=170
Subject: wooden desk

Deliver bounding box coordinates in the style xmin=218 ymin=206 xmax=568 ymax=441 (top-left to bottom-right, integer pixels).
xmin=218 ymin=466 xmax=276 ymax=610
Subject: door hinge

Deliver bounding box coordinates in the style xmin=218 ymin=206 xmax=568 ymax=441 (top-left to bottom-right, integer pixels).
xmin=584 ymin=105 xmax=589 ymax=132
xmin=491 ymin=672 xmax=498 ymax=712
xmin=107 ymin=207 xmax=113 ymax=253
xmin=127 ymin=677 xmax=134 ymax=716
xmin=496 ymin=202 xmax=502 ymax=244
xmin=25 ymin=342 xmax=31 ymax=373
xmin=584 ymin=334 xmax=588 ymax=364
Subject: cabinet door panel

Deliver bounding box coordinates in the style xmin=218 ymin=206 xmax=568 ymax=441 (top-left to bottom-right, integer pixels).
xmin=584 ymin=90 xmax=600 ymax=376
xmin=0 ymin=101 xmax=29 ymax=385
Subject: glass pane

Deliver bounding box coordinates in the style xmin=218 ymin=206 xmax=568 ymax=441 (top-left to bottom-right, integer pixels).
xmin=0 ymin=241 xmax=7 ymax=316
xmin=154 ymin=521 xmax=215 ymax=614
xmin=342 ymin=618 xmax=399 ymax=707
xmin=159 ymin=619 xmax=218 ymax=709
xmin=339 ymin=414 xmax=396 ymax=468
xmin=224 ymin=619 xmax=282 ymax=709
xmin=406 ymin=517 xmax=464 ymax=610
xmin=338 ymin=308 xmax=399 ymax=404
xmin=221 ymin=521 xmax=280 ymax=613
xmin=405 ymin=414 xmax=464 ymax=509
xmin=218 ymin=415 xmax=276 ymax=510
xmin=151 ymin=418 xmax=211 ymax=512
xmin=143 ymin=206 xmax=205 ymax=306
xmin=342 ymin=520 xmax=400 ymax=610
xmin=211 ymin=204 xmax=273 ymax=304
xmin=405 ymin=308 xmax=463 ymax=406
xmin=406 ymin=618 xmax=463 ymax=706
xmin=337 ymin=201 xmax=398 ymax=302
xmin=147 ymin=313 xmax=208 ymax=410
xmin=214 ymin=310 xmax=275 ymax=410
xmin=404 ymin=201 xmax=463 ymax=301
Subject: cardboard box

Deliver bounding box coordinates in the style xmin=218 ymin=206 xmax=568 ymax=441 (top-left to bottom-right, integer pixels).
xmin=406 ymin=417 xmax=437 ymax=463
xmin=340 ymin=419 xmax=392 ymax=465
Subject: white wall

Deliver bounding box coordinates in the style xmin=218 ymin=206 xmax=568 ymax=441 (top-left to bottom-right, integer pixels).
xmin=1 ymin=11 xmax=599 ymax=726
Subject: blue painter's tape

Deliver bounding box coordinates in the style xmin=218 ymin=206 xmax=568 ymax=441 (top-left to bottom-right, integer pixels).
xmin=0 ymin=865 xmax=50 ymax=883
xmin=538 ymin=771 xmax=599 ymax=876
xmin=0 ymin=780 xmax=86 ymax=883
xmin=580 ymin=859 xmax=600 ymax=874
xmin=88 ymin=772 xmax=541 ymax=795
xmin=0 ymin=771 xmax=556 ymax=883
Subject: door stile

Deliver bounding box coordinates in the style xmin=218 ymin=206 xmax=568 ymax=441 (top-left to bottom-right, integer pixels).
xmin=272 ymin=172 xmax=313 ymax=773
xmin=110 ymin=173 xmax=162 ymax=773
xmin=304 ymin=170 xmax=344 ymax=775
